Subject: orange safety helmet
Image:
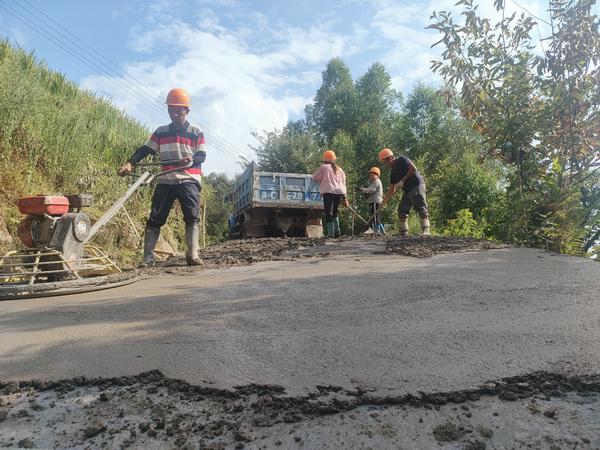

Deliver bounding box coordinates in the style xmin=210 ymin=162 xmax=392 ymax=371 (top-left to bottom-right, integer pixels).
xmin=166 ymin=88 xmax=191 ymax=107
xmin=322 ymin=150 xmax=336 ymax=162
xmin=378 ymin=148 xmax=394 ymax=162
xmin=368 ymin=166 xmax=381 ymax=176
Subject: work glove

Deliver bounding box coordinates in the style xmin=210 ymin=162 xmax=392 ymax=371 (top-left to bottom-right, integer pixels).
xmin=341 ymin=196 xmax=349 ymax=207
xmin=396 ymin=180 xmax=405 ymax=190
xmin=118 ymin=162 xmax=132 ymax=176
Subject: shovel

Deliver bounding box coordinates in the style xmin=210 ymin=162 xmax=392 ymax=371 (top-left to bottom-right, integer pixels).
xmin=365 ymin=201 xmax=386 ymax=228
xmin=345 ymin=204 xmax=370 ymax=226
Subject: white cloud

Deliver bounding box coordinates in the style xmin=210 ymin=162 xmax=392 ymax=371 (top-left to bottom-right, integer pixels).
xmin=194 ymin=0 xmax=239 ymax=7
xmin=111 ymin=6 xmax=135 ymax=21
xmin=280 ymin=26 xmax=357 ymax=65
xmin=281 ymin=95 xmax=313 ymax=118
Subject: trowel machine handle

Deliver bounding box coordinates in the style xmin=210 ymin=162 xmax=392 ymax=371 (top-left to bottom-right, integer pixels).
xmin=85 ymin=159 xmax=192 ymax=243
xmin=128 ymin=158 xmax=193 ymax=185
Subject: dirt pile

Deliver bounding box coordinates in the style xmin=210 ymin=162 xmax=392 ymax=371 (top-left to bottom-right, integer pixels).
xmin=383 ymin=236 xmax=504 ymax=258
xmin=1 ymin=371 xmax=598 ymax=449
xmin=140 ymin=236 xmax=505 ymax=275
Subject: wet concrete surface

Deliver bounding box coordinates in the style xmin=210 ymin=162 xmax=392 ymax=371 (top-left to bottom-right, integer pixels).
xmin=1 ymin=237 xmax=600 ymax=448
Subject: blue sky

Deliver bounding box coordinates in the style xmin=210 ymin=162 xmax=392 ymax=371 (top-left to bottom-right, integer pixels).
xmin=0 ymin=0 xmax=552 ymax=176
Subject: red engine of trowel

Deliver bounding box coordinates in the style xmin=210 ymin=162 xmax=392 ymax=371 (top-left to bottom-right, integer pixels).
xmin=16 ymin=194 xmax=93 ymax=248
xmin=17 ymin=195 xmax=70 ymax=216
xmin=17 ymin=196 xmax=70 ymax=248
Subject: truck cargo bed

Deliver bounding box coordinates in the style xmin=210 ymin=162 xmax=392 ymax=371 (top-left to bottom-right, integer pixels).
xmin=227 ymin=162 xmax=324 ymax=238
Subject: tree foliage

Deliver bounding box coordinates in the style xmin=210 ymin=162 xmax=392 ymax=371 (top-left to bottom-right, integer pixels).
xmin=310 ymin=57 xmax=358 ymax=143
xmin=249 ymin=121 xmax=320 ymax=173
xmin=429 ymin=0 xmax=600 ymax=253
xmin=442 ymin=209 xmax=486 ymax=239
xmin=202 ymin=173 xmax=234 ymax=242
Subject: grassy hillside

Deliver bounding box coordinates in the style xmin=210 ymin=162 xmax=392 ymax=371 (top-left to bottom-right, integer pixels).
xmin=0 ymin=39 xmax=184 ymax=264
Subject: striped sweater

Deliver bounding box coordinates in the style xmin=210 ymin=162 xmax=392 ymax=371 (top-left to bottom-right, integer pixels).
xmin=131 ymin=121 xmax=206 ymax=185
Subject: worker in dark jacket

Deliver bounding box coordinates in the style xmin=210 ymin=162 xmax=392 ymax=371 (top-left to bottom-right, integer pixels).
xmin=378 ymin=148 xmax=430 ymax=236
xmin=118 ymin=88 xmax=206 ymax=266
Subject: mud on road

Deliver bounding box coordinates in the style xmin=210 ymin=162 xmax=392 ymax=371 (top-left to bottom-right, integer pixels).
xmin=141 ymin=236 xmax=505 ymax=276
xmin=1 ymin=370 xmax=598 ymax=449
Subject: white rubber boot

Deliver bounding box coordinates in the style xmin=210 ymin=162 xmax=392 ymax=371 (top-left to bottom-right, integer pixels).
xmin=185 ymin=222 xmax=203 ymax=266
xmin=141 ymin=226 xmax=160 ymax=267
xmin=420 ymin=216 xmax=431 ymax=236
xmin=399 ymin=218 xmax=409 ymax=236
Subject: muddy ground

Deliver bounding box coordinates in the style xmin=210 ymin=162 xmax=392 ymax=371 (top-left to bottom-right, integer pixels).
xmin=1 ymin=370 xmax=598 ymax=449
xmin=141 ymin=235 xmax=504 ymax=276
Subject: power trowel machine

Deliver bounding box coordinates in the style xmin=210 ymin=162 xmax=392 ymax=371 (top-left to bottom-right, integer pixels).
xmin=0 ymin=160 xmax=191 ymax=300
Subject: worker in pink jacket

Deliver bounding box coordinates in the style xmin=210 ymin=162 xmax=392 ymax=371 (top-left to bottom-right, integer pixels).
xmin=312 ymin=150 xmax=347 ymax=237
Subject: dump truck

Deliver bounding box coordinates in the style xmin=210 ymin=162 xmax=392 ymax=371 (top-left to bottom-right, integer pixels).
xmin=227 ymin=162 xmax=324 ymax=238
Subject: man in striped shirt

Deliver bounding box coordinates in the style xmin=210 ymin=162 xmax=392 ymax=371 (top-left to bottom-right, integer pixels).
xmin=118 ymin=88 xmax=206 ymax=266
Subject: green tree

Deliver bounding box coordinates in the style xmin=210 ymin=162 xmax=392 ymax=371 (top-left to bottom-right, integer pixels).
xmin=202 ymin=173 xmax=234 ymax=242
xmin=396 ymin=85 xmax=485 ymax=173
xmin=355 ymin=62 xmax=399 ymax=127
xmin=310 ymin=58 xmax=358 ymax=144
xmin=432 ymin=157 xmax=503 ymax=229
xmin=250 ymin=120 xmax=320 ymax=173
xmin=429 ymin=0 xmax=600 ymax=253
xmin=442 ymin=209 xmax=486 ymax=238
xmin=352 ymin=63 xmax=401 ymax=179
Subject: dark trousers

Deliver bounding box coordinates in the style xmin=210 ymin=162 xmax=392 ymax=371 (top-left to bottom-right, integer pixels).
xmin=146 ymin=182 xmax=201 ymax=228
xmin=398 ymin=184 xmax=429 ymax=219
xmin=368 ymin=202 xmax=381 ymax=227
xmin=322 ymin=193 xmax=342 ymax=222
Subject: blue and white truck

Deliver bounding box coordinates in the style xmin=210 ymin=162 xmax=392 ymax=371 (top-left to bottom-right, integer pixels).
xmin=227 ymin=162 xmax=324 ymax=238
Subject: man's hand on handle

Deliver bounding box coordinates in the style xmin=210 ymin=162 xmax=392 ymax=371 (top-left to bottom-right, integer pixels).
xmin=118 ymin=162 xmax=132 ymax=176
